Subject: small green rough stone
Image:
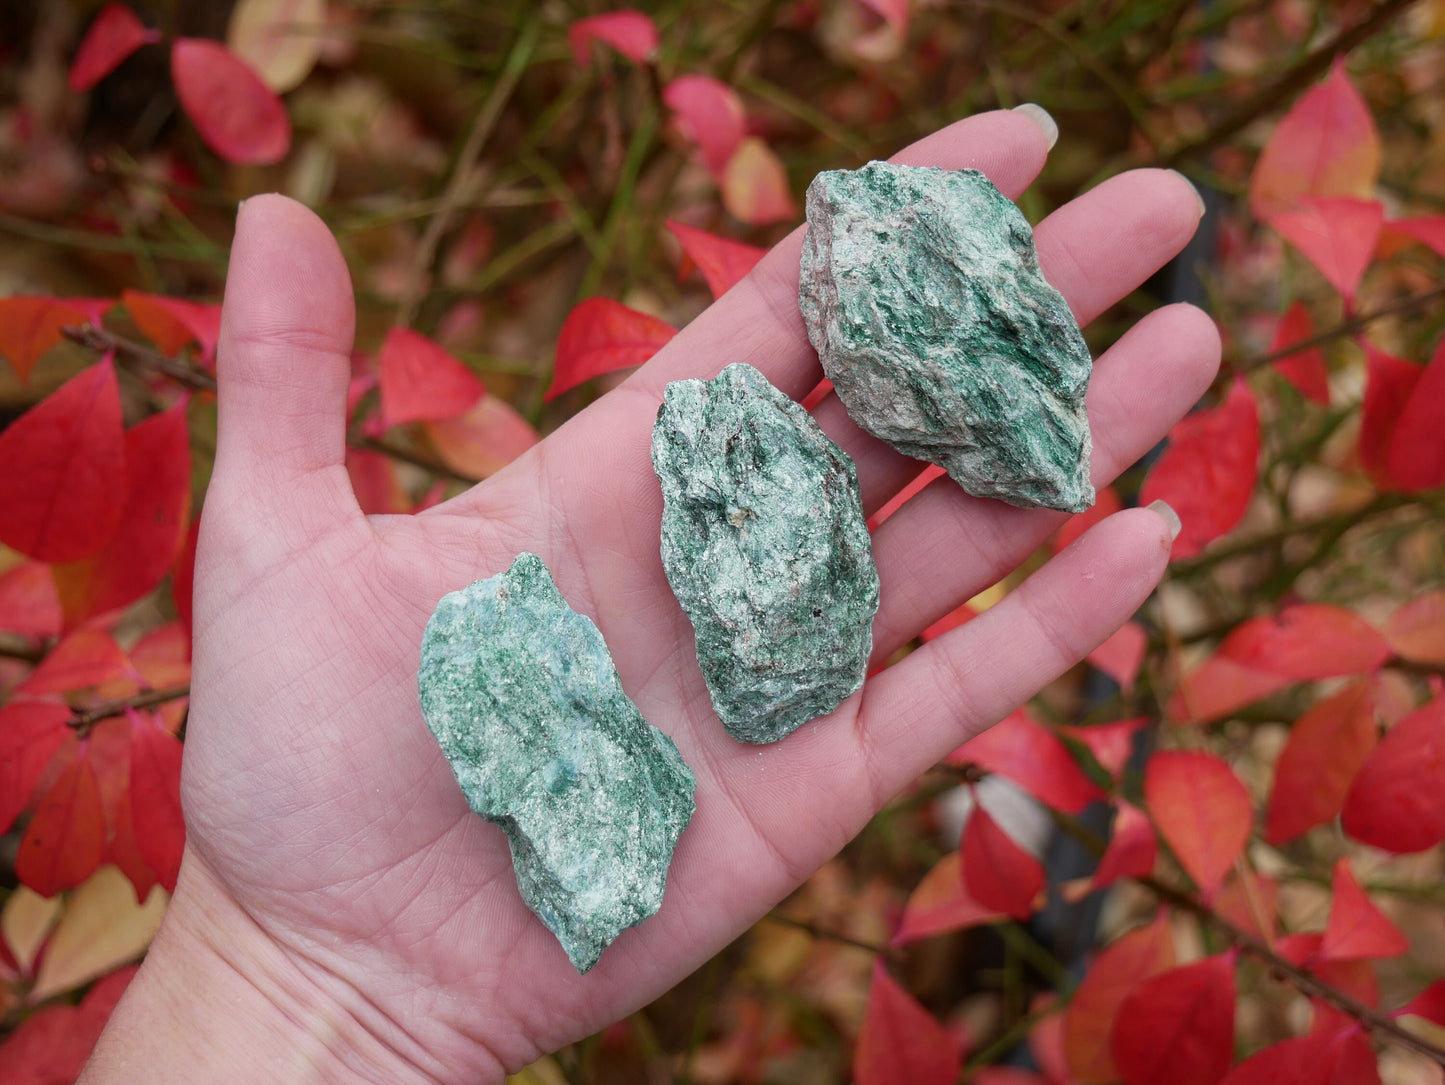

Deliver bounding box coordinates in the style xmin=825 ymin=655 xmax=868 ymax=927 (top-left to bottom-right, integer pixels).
xmin=418 ymin=553 xmax=696 ymax=973
xmin=799 ymin=161 xmax=1095 ymax=513
xmin=651 ymin=363 xmax=879 ymax=744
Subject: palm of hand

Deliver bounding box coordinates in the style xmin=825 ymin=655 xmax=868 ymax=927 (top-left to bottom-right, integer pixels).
xmin=180 ymin=112 xmax=1216 ymax=1080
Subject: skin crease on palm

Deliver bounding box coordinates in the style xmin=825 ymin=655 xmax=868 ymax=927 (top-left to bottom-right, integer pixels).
xmin=79 ymin=109 xmax=1220 ymax=1084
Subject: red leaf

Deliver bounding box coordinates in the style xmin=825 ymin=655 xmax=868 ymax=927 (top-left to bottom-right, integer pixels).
xmin=53 ymin=402 xmax=193 ymax=625
xmin=1063 ymin=914 xmax=1176 ymax=1085
xmin=567 ymin=10 xmax=659 ymax=66
xmin=1387 ymin=335 xmax=1445 ymax=492
xmin=919 ymin=599 xmax=974 ymax=642
xmin=17 ymin=739 xmax=106 ymax=897
xmin=1168 ymin=654 xmax=1292 ymax=724
xmin=377 ymin=327 xmax=486 ymax=429
xmin=1088 ymin=620 xmax=1147 ymax=692
xmin=1144 ymin=750 xmax=1252 ymax=898
xmin=1092 ymin=801 xmax=1156 ymax=889
xmin=1321 ymin=858 xmax=1407 ymax=961
xmin=1111 ymin=955 xmax=1235 ymax=1085
xmin=345 ymin=448 xmax=410 ymax=515
xmin=1385 ymin=215 xmax=1445 ymax=259
xmin=721 ymin=137 xmax=796 ymax=226
xmin=1269 ymin=301 xmax=1329 ymax=405
xmin=662 ymin=76 xmax=747 ymax=178
xmin=171 ymin=38 xmax=291 ymax=165
xmin=20 ymin=627 xmax=131 ymax=696
xmin=0 ymin=562 xmax=62 ymax=638
xmin=1274 ymin=933 xmax=1381 ymax=1034
xmin=960 ymin=803 xmax=1044 ymax=920
xmin=1222 ymin=1030 xmax=1380 ymax=1085
xmin=423 ymin=394 xmax=539 ymax=481
xmin=1267 ymin=197 xmax=1383 ymax=304
xmin=121 ymin=291 xmax=222 ymax=364
xmin=0 ymin=296 xmax=90 ymax=383
xmin=172 ymin=518 xmax=199 ymax=640
xmin=801 ymin=377 xmax=832 ymax=411
xmin=0 ymin=700 xmax=72 ymax=833
xmin=129 ymin=710 xmax=185 ymax=893
xmin=1398 ymin=980 xmax=1445 ymax=1028
xmin=1053 ymin=484 xmax=1123 ymax=553
xmin=1264 ymin=677 xmax=1381 ymax=844
xmin=954 ymin=711 xmax=1106 ymax=814
xmin=1358 ymin=343 xmax=1423 ymax=486
xmin=665 ymin=219 xmax=765 ymax=298
xmin=546 ymin=298 xmax=676 ymax=401
xmin=1341 ymin=695 xmax=1445 ymax=853
xmin=1058 ymin=718 xmax=1146 ymax=779
xmin=0 ymin=360 xmax=126 ymax=563
xmin=1383 ymin=591 xmax=1445 ymax=664
xmin=892 ymin=851 xmax=1004 ymax=945
xmin=870 ymin=463 xmax=946 ymax=530
xmin=86 ymin=712 xmax=155 ymax=900
xmin=69 ymin=3 xmax=160 ymax=92
xmin=854 ymin=960 xmax=962 ymax=1085
xmin=1248 ymin=57 xmax=1380 ymax=219
xmin=1140 ymin=379 xmax=1259 ymax=559
xmin=1220 ymin=604 xmax=1390 ymax=680
xmin=0 ymin=964 xmax=137 ymax=1081
xmin=1213 ymin=870 xmax=1279 ymax=942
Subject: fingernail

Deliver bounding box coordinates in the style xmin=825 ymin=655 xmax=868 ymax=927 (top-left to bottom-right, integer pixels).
xmin=1168 ymin=169 xmax=1206 ymax=218
xmin=1147 ymin=499 xmax=1182 ymax=541
xmin=1012 ymin=103 xmax=1058 ymax=150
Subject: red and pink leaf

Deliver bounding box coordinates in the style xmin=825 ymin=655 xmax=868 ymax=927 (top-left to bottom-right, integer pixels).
xmin=546 ymin=298 xmax=676 ymax=401
xmin=1269 ymin=301 xmax=1329 ymax=405
xmin=1168 ymin=654 xmax=1292 ymax=724
xmin=567 ymin=10 xmax=658 ymax=66
xmin=16 ymin=739 xmax=106 ymax=897
xmin=1063 ymin=914 xmax=1176 ymax=1084
xmin=1383 ymin=591 xmax=1445 ymax=664
xmin=953 ymin=710 xmax=1106 ymax=814
xmin=0 ymin=700 xmax=72 ymax=834
xmin=1140 ymin=379 xmax=1259 ymax=560
xmin=1320 ymin=858 xmax=1408 ymax=961
xmin=721 ymin=137 xmax=796 ymax=226
xmin=1111 ymin=955 xmax=1236 ymax=1085
xmin=1384 ymin=215 xmax=1445 ymax=260
xmin=1058 ymin=718 xmax=1146 ymax=779
xmin=171 ymin=38 xmax=291 ymax=165
xmin=1213 ymin=870 xmax=1279 ymax=942
xmin=960 ymin=803 xmax=1044 ymax=920
xmin=1088 ymin=620 xmax=1147 ymax=692
xmin=1053 ymin=484 xmax=1123 ymax=553
xmin=665 ymin=219 xmax=765 ymax=298
xmin=854 ymin=960 xmax=962 ymax=1085
xmin=1341 ymin=695 xmax=1445 ymax=853
xmin=0 ymin=360 xmax=126 ymax=563
xmin=0 ymin=562 xmax=62 ymax=639
xmin=69 ymin=3 xmax=160 ymax=92
xmin=20 ymin=627 xmax=131 ymax=696
xmin=1267 ymin=197 xmax=1383 ymax=305
xmin=870 ymin=463 xmax=945 ymax=530
xmin=1092 ymin=801 xmax=1156 ymax=890
xmin=1219 ymin=603 xmax=1390 ymax=680
xmin=423 ymin=394 xmax=539 ymax=481
xmin=662 ymin=76 xmax=747 ymax=178
xmin=892 ymin=851 xmax=1004 ymax=945
xmin=1221 ymin=1029 xmax=1380 ymax=1085
xmin=129 ymin=710 xmax=185 ymax=893
xmin=1358 ymin=343 xmax=1423 ymax=486
xmin=377 ymin=327 xmax=486 ymax=429
xmin=1386 ymin=335 xmax=1445 ymax=492
xmin=1144 ymin=750 xmax=1251 ymax=899
xmin=1398 ymin=980 xmax=1445 ymax=1028
xmin=0 ymin=296 xmax=91 ymax=383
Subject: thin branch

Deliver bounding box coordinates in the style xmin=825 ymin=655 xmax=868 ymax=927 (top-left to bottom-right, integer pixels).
xmin=64 ymin=323 xmax=217 ymax=391
xmin=69 ymin=684 xmax=191 ymax=734
xmin=761 ymin=912 xmax=890 ymax=955
xmin=0 ymin=638 xmax=46 ymax=664
xmin=349 ymin=434 xmax=480 ymax=486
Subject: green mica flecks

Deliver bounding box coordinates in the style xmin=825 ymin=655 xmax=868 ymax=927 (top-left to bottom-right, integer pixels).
xmin=799 ymin=161 xmax=1095 ymax=513
xmin=418 ymin=553 xmax=696 ymax=973
xmin=651 ymin=363 xmax=880 ymax=744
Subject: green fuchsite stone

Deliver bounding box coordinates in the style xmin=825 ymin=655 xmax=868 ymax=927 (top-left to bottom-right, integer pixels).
xmin=651 ymin=363 xmax=880 ymax=744
xmin=799 ymin=161 xmax=1095 ymax=513
xmin=418 ymin=553 xmax=696 ymax=973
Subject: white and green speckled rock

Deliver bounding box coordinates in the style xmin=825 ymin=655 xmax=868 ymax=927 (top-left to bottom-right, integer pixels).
xmin=651 ymin=363 xmax=879 ymax=744
xmin=418 ymin=553 xmax=696 ymax=973
xmin=800 ymin=161 xmax=1095 ymax=513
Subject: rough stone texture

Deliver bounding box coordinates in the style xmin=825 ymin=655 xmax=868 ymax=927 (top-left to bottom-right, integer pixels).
xmin=799 ymin=161 xmax=1095 ymax=513
xmin=651 ymin=363 xmax=879 ymax=744
xmin=418 ymin=553 xmax=696 ymax=973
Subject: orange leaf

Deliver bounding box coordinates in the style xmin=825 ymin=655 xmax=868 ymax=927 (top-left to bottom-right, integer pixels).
xmin=546 ymin=298 xmax=676 ymax=401
xmin=665 ymin=219 xmax=765 ymax=298
xmin=377 ymin=327 xmax=486 ymax=429
xmin=0 ymin=701 xmax=72 ymax=834
xmin=1092 ymin=801 xmax=1156 ymax=889
xmin=20 ymin=628 xmax=131 ymax=696
xmin=1248 ymin=57 xmax=1380 ymax=219
xmin=1341 ymin=694 xmax=1445 ymax=853
xmin=1168 ymin=654 xmax=1291 ymax=724
xmin=69 ymin=3 xmax=159 ymax=92
xmin=1383 ymin=591 xmax=1445 ymax=664
xmin=892 ymin=851 xmax=1004 ymax=945
xmin=0 ymin=562 xmax=62 ymax=639
xmin=1088 ymin=620 xmax=1147 ymax=692
xmin=171 ymin=38 xmax=291 ymax=165
xmin=1264 ymin=677 xmax=1381 ymax=844
xmin=854 ymin=960 xmax=962 ymax=1085
xmin=0 ymin=360 xmax=126 ymax=563
xmin=17 ymin=739 xmax=106 ymax=898
xmin=1057 ymin=718 xmax=1146 ymax=779
xmin=0 ymin=296 xmax=90 ymax=383
xmin=1269 ymin=301 xmax=1329 ymax=405
xmin=129 ymin=711 xmax=185 ymax=893
xmin=1139 ymin=379 xmax=1259 ymax=559
xmin=567 ymin=10 xmax=658 ymax=66
xmin=1386 ymin=335 xmax=1445 ymax=492
xmin=1320 ymin=858 xmax=1408 ymax=961
xmin=662 ymin=76 xmax=747 ymax=178
xmin=1219 ymin=603 xmax=1390 ymax=680
xmin=1111 ymin=955 xmax=1235 ymax=1085
xmin=1062 ymin=914 xmax=1176 ymax=1084
xmin=954 ymin=711 xmax=1106 ymax=814
xmin=1267 ymin=196 xmax=1383 ymax=304
xmin=424 ymin=393 xmax=539 ymax=481
xmin=53 ymin=402 xmax=193 ymax=626
xmin=121 ymin=291 xmax=222 ymax=363
xmin=1144 ymin=750 xmax=1251 ymax=898
xmin=960 ymin=803 xmax=1044 ymax=920
xmin=1385 ymin=215 xmax=1445 ymax=260
xmin=721 ymin=137 xmax=796 ymax=226
xmin=1213 ymin=869 xmax=1279 ymax=942
xmin=1053 ymin=484 xmax=1123 ymax=553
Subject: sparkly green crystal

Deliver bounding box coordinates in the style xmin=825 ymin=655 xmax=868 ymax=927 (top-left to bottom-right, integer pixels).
xmin=418 ymin=553 xmax=695 ymax=973
xmin=651 ymin=363 xmax=879 ymax=744
xmin=799 ymin=161 xmax=1095 ymax=513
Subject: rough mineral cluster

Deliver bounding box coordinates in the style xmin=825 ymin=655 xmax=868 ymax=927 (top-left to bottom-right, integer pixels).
xmin=651 ymin=363 xmax=879 ymax=744
xmin=799 ymin=161 xmax=1095 ymax=513
xmin=418 ymin=553 xmax=696 ymax=973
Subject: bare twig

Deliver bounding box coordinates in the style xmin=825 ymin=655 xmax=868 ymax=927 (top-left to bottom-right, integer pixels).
xmin=762 ymin=912 xmax=890 ymax=955
xmin=70 ymin=684 xmax=191 ymax=735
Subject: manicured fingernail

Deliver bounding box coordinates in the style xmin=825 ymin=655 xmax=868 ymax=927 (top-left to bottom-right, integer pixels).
xmin=1147 ymin=499 xmax=1182 ymax=541
xmin=1012 ymin=103 xmax=1058 ymax=150
xmin=1168 ymin=169 xmax=1206 ymax=217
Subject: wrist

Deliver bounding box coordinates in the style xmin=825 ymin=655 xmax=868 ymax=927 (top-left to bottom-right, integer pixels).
xmin=81 ymin=849 xmax=470 ymax=1085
